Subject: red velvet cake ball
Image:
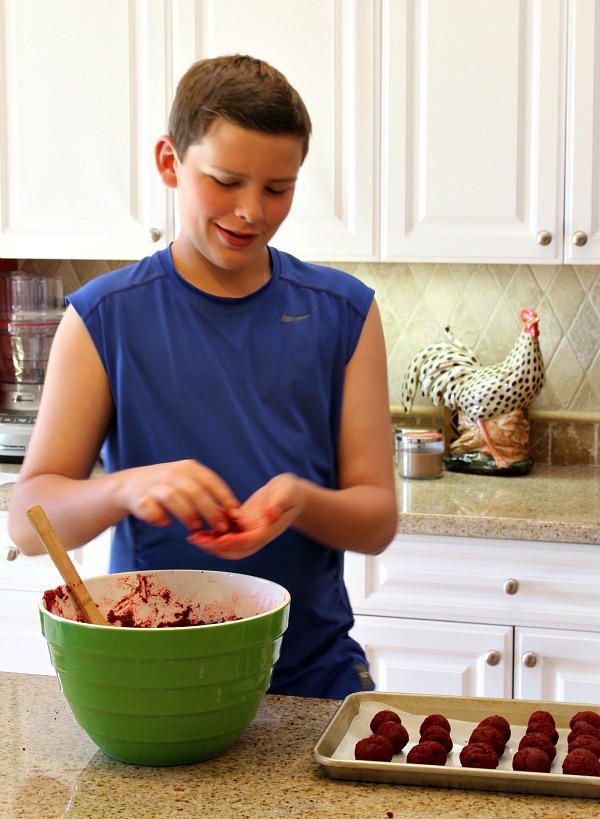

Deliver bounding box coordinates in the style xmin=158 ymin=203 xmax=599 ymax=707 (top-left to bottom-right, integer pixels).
xmin=419 ymin=713 xmax=451 ymax=735
xmin=569 ymin=711 xmax=600 ymax=731
xmin=567 ymin=721 xmax=600 ymax=744
xmin=518 ymin=732 xmax=556 ymax=761
xmin=568 ymin=733 xmax=600 ymax=759
xmin=468 ymin=726 xmax=505 ymax=757
xmin=459 ymin=742 xmax=499 ymax=769
xmin=369 ymin=710 xmax=402 ymax=734
xmin=420 ymin=726 xmax=452 ymax=753
xmin=562 ymin=748 xmax=600 ymax=777
xmin=528 ymin=710 xmax=555 ymax=728
xmin=355 ymin=734 xmax=394 ymax=762
xmin=376 ymin=721 xmax=409 ymax=753
xmin=478 ymin=714 xmax=511 ymax=743
xmin=526 ymin=720 xmax=559 ymax=745
xmin=512 ymin=747 xmax=552 ymax=773
xmin=406 ymin=740 xmax=447 ymax=766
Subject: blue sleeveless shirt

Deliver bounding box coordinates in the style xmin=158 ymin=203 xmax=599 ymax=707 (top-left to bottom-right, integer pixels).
xmin=67 ymin=246 xmax=375 ymax=697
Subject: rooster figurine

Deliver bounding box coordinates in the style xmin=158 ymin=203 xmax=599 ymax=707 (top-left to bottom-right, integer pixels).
xmin=400 ymin=309 xmax=544 ymax=473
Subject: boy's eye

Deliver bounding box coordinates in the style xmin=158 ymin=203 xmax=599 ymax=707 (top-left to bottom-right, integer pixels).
xmin=213 ymin=177 xmax=237 ymax=188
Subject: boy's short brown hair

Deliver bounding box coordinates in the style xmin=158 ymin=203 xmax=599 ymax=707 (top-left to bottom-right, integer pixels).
xmin=168 ymin=54 xmax=312 ymax=162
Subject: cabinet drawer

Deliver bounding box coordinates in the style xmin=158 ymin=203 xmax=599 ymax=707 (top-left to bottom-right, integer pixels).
xmin=345 ymin=534 xmax=600 ymax=631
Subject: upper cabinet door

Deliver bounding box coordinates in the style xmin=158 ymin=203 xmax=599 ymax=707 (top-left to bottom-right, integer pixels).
xmin=381 ymin=0 xmax=568 ymax=263
xmin=564 ymin=0 xmax=600 ymax=263
xmin=0 ymin=0 xmax=172 ymax=260
xmin=173 ymin=0 xmax=379 ymax=261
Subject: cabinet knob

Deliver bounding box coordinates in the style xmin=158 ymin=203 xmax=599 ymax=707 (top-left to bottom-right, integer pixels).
xmin=147 ymin=227 xmax=162 ymax=243
xmin=503 ymin=578 xmax=519 ymax=595
xmin=522 ymin=651 xmax=538 ymax=668
xmin=485 ymin=650 xmax=501 ymax=667
xmin=572 ymin=231 xmax=588 ymax=247
xmin=536 ymin=230 xmax=552 ymax=246
xmin=4 ymin=545 xmax=19 ymax=561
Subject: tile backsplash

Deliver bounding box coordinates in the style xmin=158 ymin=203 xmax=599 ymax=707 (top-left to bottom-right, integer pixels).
xmin=16 ymin=257 xmax=600 ymax=466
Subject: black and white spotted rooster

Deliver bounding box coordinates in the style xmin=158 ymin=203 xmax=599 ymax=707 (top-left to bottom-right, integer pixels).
xmin=400 ymin=309 xmax=545 ymax=468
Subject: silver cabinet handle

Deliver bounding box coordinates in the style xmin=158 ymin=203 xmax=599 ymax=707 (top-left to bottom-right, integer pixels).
xmin=503 ymin=578 xmax=519 ymax=595
xmin=536 ymin=230 xmax=552 ymax=246
xmin=147 ymin=227 xmax=162 ymax=243
xmin=522 ymin=651 xmax=538 ymax=668
xmin=573 ymin=231 xmax=588 ymax=246
xmin=4 ymin=545 xmax=19 ymax=561
xmin=485 ymin=650 xmax=501 ymax=666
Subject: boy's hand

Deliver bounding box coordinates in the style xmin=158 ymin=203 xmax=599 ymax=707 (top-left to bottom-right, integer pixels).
xmin=127 ymin=459 xmax=240 ymax=534
xmin=187 ymin=473 xmax=302 ymax=560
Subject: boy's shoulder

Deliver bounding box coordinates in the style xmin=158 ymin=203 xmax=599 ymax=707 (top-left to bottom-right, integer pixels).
xmin=66 ymin=249 xmax=168 ymax=307
xmin=274 ymin=248 xmax=372 ymax=300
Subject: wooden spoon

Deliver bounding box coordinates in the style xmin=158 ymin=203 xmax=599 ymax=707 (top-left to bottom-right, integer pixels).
xmin=27 ymin=504 xmax=110 ymax=626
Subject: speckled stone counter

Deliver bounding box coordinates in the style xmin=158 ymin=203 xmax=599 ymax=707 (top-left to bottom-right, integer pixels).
xmin=3 ymin=463 xmax=599 ymax=546
xmin=2 ymin=672 xmax=599 ymax=819
xmin=396 ymin=465 xmax=600 ymax=545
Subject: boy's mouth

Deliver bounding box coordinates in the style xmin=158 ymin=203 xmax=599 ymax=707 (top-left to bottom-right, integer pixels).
xmin=216 ymin=224 xmax=258 ymax=248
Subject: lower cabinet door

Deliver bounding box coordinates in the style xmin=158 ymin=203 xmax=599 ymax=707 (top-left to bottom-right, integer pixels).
xmin=514 ymin=626 xmax=600 ymax=704
xmin=0 ymin=589 xmax=55 ymax=675
xmin=351 ymin=614 xmax=513 ymax=699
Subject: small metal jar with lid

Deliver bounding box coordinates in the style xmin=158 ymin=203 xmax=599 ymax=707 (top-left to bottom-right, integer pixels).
xmin=396 ymin=427 xmax=444 ymax=480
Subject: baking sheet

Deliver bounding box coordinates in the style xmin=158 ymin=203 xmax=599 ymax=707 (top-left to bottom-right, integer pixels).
xmin=312 ymin=692 xmax=600 ymax=798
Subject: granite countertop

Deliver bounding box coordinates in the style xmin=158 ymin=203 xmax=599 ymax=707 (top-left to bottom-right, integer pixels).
xmin=396 ymin=465 xmax=600 ymax=545
xmin=3 ymin=671 xmax=599 ymax=819
xmin=2 ymin=463 xmax=599 ymax=545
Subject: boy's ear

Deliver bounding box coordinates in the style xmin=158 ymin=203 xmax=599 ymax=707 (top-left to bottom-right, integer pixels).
xmin=155 ymin=136 xmax=179 ymax=188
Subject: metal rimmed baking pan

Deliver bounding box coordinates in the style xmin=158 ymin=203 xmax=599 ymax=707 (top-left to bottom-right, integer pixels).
xmin=312 ymin=691 xmax=600 ymax=798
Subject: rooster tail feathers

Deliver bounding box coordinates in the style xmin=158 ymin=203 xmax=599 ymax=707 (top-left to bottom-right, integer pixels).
xmin=399 ymin=340 xmax=456 ymax=411
xmin=400 ymin=334 xmax=481 ymax=411
xmin=443 ymin=326 xmax=479 ymax=360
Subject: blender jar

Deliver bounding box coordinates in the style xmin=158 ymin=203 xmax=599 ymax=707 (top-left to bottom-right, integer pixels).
xmin=0 ymin=272 xmax=64 ymax=384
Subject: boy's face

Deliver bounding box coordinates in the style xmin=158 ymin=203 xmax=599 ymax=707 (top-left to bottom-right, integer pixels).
xmin=166 ymin=118 xmax=304 ymax=288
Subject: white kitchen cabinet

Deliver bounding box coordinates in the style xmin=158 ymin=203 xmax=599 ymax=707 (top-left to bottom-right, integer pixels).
xmin=351 ymin=614 xmax=513 ymax=698
xmin=0 ymin=0 xmax=172 ymax=260
xmin=563 ymin=0 xmax=600 ymax=262
xmin=0 ymin=0 xmax=377 ymax=263
xmin=515 ymin=626 xmax=600 ymax=703
xmin=0 ymin=511 xmax=111 ymax=675
xmin=345 ymin=533 xmax=600 ymax=702
xmin=171 ymin=0 xmax=378 ymax=261
xmin=381 ymin=0 xmax=600 ymax=264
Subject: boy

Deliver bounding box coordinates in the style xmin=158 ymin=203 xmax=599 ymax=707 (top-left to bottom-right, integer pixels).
xmin=9 ymin=55 xmax=397 ymax=697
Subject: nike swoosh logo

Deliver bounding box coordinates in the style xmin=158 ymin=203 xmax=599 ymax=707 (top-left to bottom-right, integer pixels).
xmin=280 ymin=310 xmax=316 ymax=323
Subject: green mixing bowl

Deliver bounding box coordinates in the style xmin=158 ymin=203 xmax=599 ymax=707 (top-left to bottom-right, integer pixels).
xmin=39 ymin=569 xmax=290 ymax=766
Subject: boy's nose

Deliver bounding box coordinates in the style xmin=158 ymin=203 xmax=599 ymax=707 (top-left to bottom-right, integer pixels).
xmin=233 ymin=188 xmax=264 ymax=223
